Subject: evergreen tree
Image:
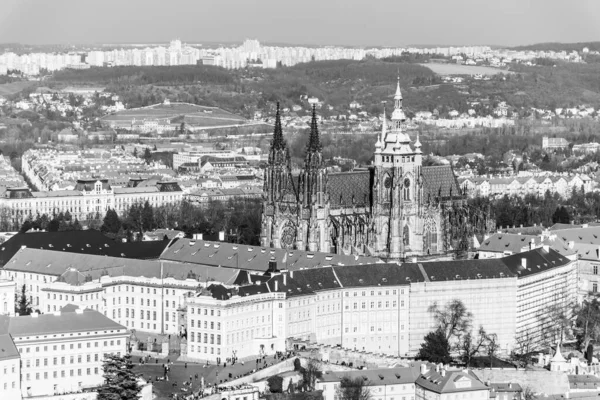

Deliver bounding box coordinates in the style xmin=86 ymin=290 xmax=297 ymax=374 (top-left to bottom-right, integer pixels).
xmin=141 ymin=201 xmax=156 ymax=231
xmin=47 ymin=218 xmax=60 ymax=232
xmin=143 ymin=148 xmax=152 ymax=165
xmin=102 ymin=209 xmax=122 ymax=235
xmin=16 ymin=284 xmax=32 ymax=316
xmin=97 ymin=354 xmax=141 ymax=400
xmin=416 ymin=328 xmax=452 ymax=364
xmin=267 ymin=375 xmax=284 ymax=393
xmin=19 ymin=218 xmax=33 ymax=233
xmin=72 ymin=218 xmax=83 ymax=230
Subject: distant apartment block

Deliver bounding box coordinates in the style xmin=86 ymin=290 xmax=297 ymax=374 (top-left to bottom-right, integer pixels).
xmin=542 ymin=136 xmax=570 ymax=150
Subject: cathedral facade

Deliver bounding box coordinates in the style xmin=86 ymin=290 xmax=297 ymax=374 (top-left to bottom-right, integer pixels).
xmin=260 ymin=79 xmax=464 ymax=260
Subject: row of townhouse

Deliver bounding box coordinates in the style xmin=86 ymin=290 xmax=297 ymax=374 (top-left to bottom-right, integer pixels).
xmin=459 ymin=174 xmax=594 ymax=199
xmin=0 ymin=240 xmax=577 ymax=362
xmin=1 ymin=178 xmax=183 ymax=226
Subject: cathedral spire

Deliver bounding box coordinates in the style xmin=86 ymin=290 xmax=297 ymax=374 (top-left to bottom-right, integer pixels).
xmin=306 ymin=105 xmax=321 ymax=152
xmin=272 ymin=102 xmax=285 ymax=150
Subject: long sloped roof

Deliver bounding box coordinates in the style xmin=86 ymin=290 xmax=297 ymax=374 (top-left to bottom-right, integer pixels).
xmin=422 ymin=165 xmax=462 ymax=201
xmin=4 ymin=248 xmax=242 ymax=285
xmin=7 ymin=308 xmax=125 ymax=337
xmin=327 ymin=171 xmax=372 ymax=208
xmin=0 ymin=230 xmax=171 ymax=266
xmin=159 ymin=239 xmax=381 ymax=272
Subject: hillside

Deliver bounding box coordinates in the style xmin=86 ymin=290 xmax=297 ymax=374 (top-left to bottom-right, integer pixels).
xmin=33 ymin=57 xmax=600 ymax=118
xmin=509 ymin=41 xmax=600 ymax=52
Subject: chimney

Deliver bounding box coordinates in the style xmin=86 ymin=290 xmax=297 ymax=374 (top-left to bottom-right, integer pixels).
xmin=521 ymin=258 xmax=527 ymax=269
xmin=248 ymin=274 xmax=252 ymax=284
xmin=275 ymin=281 xmax=279 ymax=292
xmin=509 ymin=383 xmax=512 ymax=389
xmin=75 ymin=308 xmax=84 ymax=314
xmin=283 ymin=273 xmax=287 ymax=286
xmin=290 ymin=270 xmax=294 ymax=279
xmin=530 ymin=238 xmax=535 ymax=250
xmin=568 ymin=241 xmax=574 ymax=249
xmin=268 ymin=260 xmax=278 ymax=273
xmin=218 ymin=231 xmax=225 ymax=241
xmin=543 ymin=244 xmax=550 ymax=252
xmin=420 ymin=364 xmax=428 ymax=375
xmin=441 ymin=369 xmax=446 ymax=377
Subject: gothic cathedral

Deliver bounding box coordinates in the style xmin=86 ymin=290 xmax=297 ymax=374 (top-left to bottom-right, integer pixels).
xmin=260 ymin=78 xmax=464 ymax=260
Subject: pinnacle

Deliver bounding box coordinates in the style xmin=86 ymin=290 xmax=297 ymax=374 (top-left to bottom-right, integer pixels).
xmin=306 ymin=105 xmax=322 ymax=153
xmin=272 ymin=102 xmax=286 ymax=151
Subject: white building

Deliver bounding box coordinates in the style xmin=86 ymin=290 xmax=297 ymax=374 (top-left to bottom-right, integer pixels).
xmin=0 ymin=307 xmax=127 ymax=399
xmin=2 ymin=179 xmax=183 ymax=227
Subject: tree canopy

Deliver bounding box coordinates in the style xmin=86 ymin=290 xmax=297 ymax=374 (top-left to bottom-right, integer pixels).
xmin=97 ymin=353 xmax=141 ymax=400
xmin=416 ymin=328 xmax=452 ymax=364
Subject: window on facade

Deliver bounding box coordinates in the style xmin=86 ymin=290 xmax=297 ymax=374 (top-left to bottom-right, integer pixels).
xmin=594 ymin=283 xmax=598 ymax=293
xmin=423 ymin=217 xmax=438 ymax=254
xmin=594 ymin=266 xmax=598 ymax=275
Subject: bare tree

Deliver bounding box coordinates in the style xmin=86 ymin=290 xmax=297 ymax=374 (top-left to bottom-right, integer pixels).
xmin=539 ymin=301 xmax=574 ymax=346
xmin=337 ymin=376 xmax=372 ymax=400
xmin=522 ymin=386 xmax=535 ymax=400
xmin=301 ymin=358 xmax=322 ymax=391
xmin=460 ymin=326 xmax=487 ymax=367
xmin=486 ymin=333 xmax=500 ymax=368
xmin=429 ymin=299 xmax=473 ymax=342
xmin=510 ymin=330 xmax=538 ymax=368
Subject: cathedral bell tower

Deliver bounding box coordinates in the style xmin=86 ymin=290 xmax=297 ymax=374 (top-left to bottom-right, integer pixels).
xmin=298 ymin=106 xmax=329 ymax=252
xmin=260 ymin=103 xmax=297 ymax=248
xmin=372 ymin=76 xmax=422 ymax=260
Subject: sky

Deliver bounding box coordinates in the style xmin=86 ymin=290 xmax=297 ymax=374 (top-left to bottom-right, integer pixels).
xmin=0 ymin=0 xmax=599 ymax=47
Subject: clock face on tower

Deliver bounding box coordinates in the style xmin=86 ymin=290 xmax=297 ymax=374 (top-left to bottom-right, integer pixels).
xmin=404 ymin=178 xmax=410 ymax=188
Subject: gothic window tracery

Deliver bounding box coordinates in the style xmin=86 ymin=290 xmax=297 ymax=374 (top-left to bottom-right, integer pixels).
xmin=403 ymin=225 xmax=410 ymax=247
xmin=423 ymin=217 xmax=438 ymax=254
xmin=280 ymin=222 xmax=296 ymax=249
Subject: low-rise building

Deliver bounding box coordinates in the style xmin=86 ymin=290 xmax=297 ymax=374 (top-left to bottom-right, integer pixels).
xmin=317 ymin=364 xmax=489 ymax=400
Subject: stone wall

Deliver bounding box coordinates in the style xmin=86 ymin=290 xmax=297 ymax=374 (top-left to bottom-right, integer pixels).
xmin=311 ymin=344 xmax=411 ymax=369
xmin=221 ymin=357 xmax=354 ymax=388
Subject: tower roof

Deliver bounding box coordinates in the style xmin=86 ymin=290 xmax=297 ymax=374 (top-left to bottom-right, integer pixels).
xmin=272 ymin=102 xmax=286 ymax=151
xmin=394 ymin=75 xmax=402 ymax=100
xmin=306 ymin=105 xmax=322 ymax=152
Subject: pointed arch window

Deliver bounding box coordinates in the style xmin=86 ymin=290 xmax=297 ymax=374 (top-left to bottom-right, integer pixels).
xmin=403 ymin=178 xmax=411 ymax=201
xmin=403 ymin=225 xmax=410 ymax=247
xmin=383 ymin=175 xmax=392 ymax=203
xmin=423 ymin=217 xmax=438 ymax=254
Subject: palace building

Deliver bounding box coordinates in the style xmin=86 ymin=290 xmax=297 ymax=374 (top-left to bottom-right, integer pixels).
xmin=260 ymin=79 xmax=464 ymax=260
